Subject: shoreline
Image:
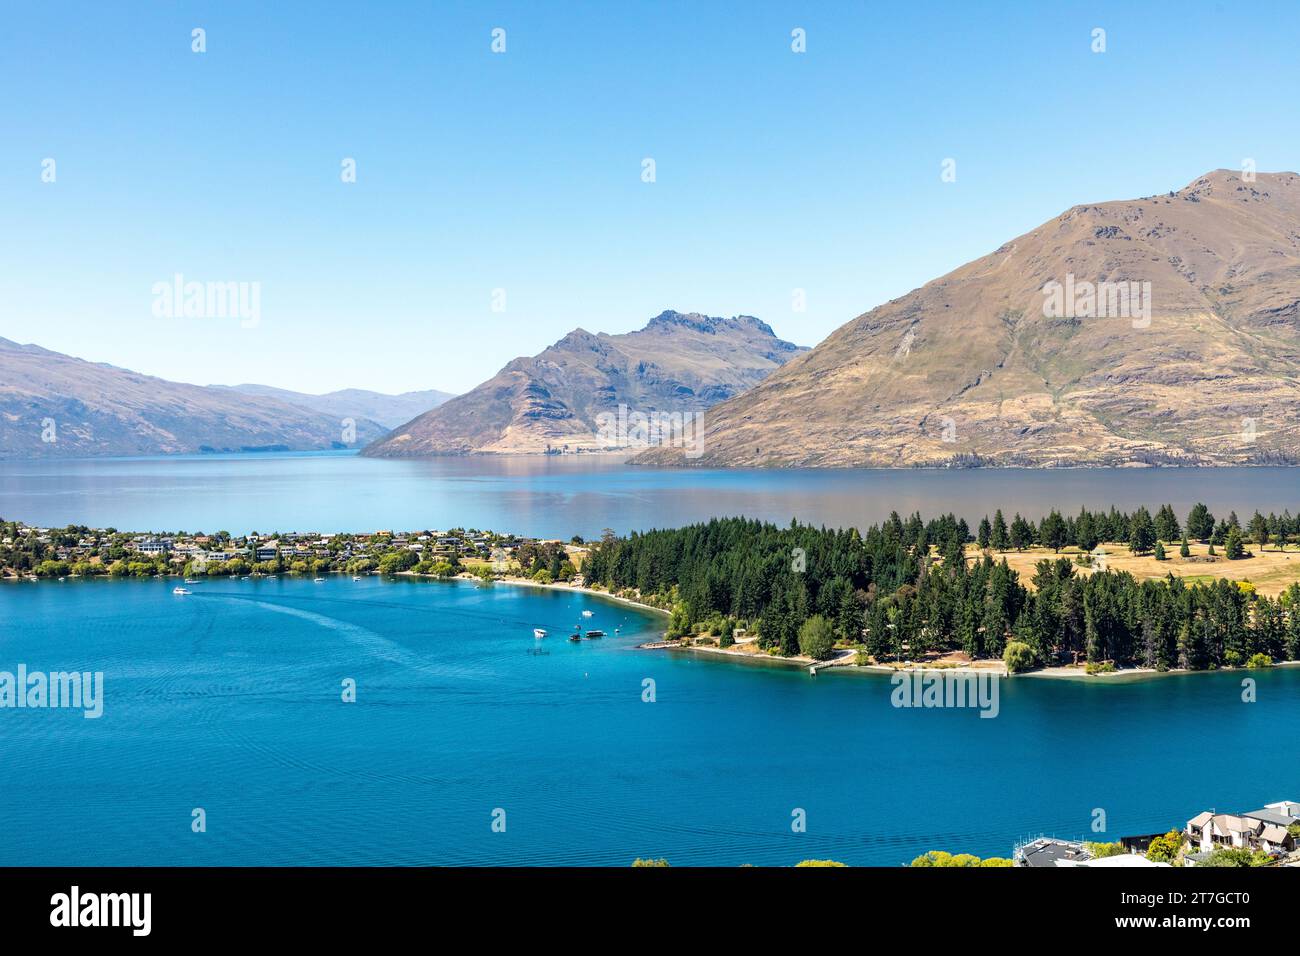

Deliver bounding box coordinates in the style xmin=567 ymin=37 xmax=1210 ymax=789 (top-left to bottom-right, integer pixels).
xmin=634 ymin=638 xmax=1300 ymax=683
xmin=396 ymin=569 xmax=673 ymax=619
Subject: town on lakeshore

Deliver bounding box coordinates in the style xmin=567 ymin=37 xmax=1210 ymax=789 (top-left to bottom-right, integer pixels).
xmin=6 ymin=501 xmax=1300 ymax=682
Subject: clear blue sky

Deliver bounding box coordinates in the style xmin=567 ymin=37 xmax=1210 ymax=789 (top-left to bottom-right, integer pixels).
xmin=2 ymin=0 xmax=1296 ymax=394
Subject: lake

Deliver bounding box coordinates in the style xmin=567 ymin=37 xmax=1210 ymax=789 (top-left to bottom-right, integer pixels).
xmin=4 ymin=575 xmax=1298 ymax=866
xmin=2 ymin=451 xmax=1299 ymax=538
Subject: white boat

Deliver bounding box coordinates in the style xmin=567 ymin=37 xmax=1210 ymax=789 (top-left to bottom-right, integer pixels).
xmin=184 ymin=578 xmax=199 ymax=584
xmin=313 ymin=577 xmax=325 ymax=583
xmin=581 ymin=610 xmax=594 ymax=618
xmin=172 ymin=587 xmax=191 ymax=595
xmin=533 ymin=628 xmax=547 ymax=639
xmin=352 ymin=576 xmax=361 ymax=581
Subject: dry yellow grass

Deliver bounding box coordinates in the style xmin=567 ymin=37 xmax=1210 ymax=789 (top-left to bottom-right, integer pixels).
xmin=967 ymin=542 xmax=1300 ymax=598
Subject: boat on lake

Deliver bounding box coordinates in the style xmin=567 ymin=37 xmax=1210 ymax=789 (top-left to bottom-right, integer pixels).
xmin=585 ymin=630 xmax=605 ymax=638
xmin=172 ymin=587 xmax=191 ymax=595
xmin=533 ymin=628 xmax=547 ymax=639
xmin=568 ymin=633 xmax=582 ymax=642
xmin=581 ymin=610 xmax=593 ymax=618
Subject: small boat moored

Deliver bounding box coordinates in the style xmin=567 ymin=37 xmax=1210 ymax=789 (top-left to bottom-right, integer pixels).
xmin=581 ymin=610 xmax=594 ymax=618
xmin=585 ymin=630 xmax=605 ymax=638
xmin=568 ymin=633 xmax=582 ymax=642
xmin=172 ymin=587 xmax=191 ymax=595
xmin=533 ymin=628 xmax=547 ymax=639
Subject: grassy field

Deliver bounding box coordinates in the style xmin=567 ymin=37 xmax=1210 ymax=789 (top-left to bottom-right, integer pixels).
xmin=967 ymin=541 xmax=1300 ymax=598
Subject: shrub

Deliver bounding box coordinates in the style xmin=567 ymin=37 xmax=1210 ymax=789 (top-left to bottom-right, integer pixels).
xmin=1247 ymin=652 xmax=1273 ymax=669
xmin=631 ymin=858 xmax=669 ymax=867
xmin=795 ymin=859 xmax=846 ymax=867
xmin=1146 ymin=829 xmax=1183 ymax=863
xmin=1084 ymin=841 xmax=1125 ymax=859
xmin=1199 ymin=847 xmax=1271 ymax=867
xmin=909 ymin=850 xmax=1011 ymax=867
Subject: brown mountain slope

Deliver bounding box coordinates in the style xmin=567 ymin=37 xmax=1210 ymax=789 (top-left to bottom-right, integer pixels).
xmin=0 ymin=338 xmax=388 ymax=458
xmin=362 ymin=311 xmax=805 ymax=456
xmin=637 ymin=169 xmax=1300 ymax=467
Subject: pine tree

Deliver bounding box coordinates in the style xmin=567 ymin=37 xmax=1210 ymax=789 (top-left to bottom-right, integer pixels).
xmin=977 ymin=516 xmax=991 ymax=550
xmin=1040 ymin=510 xmax=1067 ymax=553
xmin=1248 ymin=511 xmax=1270 ymax=552
xmin=991 ymin=510 xmax=1009 ymax=552
xmin=1155 ymin=504 xmax=1181 ymax=543
xmin=1225 ymin=526 xmax=1245 ymax=560
xmin=1179 ymin=537 xmax=1190 ymax=558
xmin=1009 ymin=514 xmax=1033 ymax=551
xmin=1187 ymin=503 xmax=1214 ymax=542
xmin=1128 ymin=507 xmax=1156 ymax=555
xmin=1154 ymin=540 xmax=1167 ymax=561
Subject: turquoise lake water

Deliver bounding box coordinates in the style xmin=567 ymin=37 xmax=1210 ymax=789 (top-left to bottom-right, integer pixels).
xmin=4 ymin=576 xmax=1299 ymax=866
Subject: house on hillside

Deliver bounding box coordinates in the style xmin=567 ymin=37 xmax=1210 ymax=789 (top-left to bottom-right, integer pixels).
xmin=1186 ymin=804 xmax=1298 ymax=856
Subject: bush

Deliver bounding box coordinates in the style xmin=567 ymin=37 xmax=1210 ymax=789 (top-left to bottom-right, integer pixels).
xmin=909 ymin=850 xmax=1011 ymax=867
xmin=795 ymin=859 xmax=846 ymax=867
xmin=1199 ymin=847 xmax=1271 ymax=867
xmin=1085 ymin=661 xmax=1117 ymax=675
xmin=798 ymin=614 xmax=836 ymax=660
xmin=1003 ymin=640 xmax=1036 ymax=674
xmin=1247 ymin=652 xmax=1273 ymax=669
xmin=631 ymin=858 xmax=669 ymax=867
xmin=1146 ymin=829 xmax=1183 ymax=863
xmin=1084 ymin=841 xmax=1125 ymax=859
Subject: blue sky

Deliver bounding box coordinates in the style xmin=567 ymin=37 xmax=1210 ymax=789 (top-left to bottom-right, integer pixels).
xmin=2 ymin=0 xmax=1297 ymax=394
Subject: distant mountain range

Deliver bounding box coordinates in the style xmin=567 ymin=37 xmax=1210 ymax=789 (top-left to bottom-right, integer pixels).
xmin=212 ymin=384 xmax=454 ymax=429
xmin=362 ymin=310 xmax=806 ymax=457
xmin=0 ymin=338 xmax=447 ymax=458
xmin=638 ymin=169 xmax=1300 ymax=468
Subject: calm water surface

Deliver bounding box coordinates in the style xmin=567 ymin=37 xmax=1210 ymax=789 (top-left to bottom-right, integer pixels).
xmin=3 ymin=577 xmax=1299 ymax=866
xmin=2 ymin=451 xmax=1299 ymax=537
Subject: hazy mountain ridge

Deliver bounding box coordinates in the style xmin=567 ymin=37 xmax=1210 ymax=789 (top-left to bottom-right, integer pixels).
xmin=362 ymin=310 xmax=806 ymax=457
xmin=214 ymin=383 xmax=454 ymax=429
xmin=636 ymin=169 xmax=1300 ymax=468
xmin=0 ymin=338 xmax=390 ymax=458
